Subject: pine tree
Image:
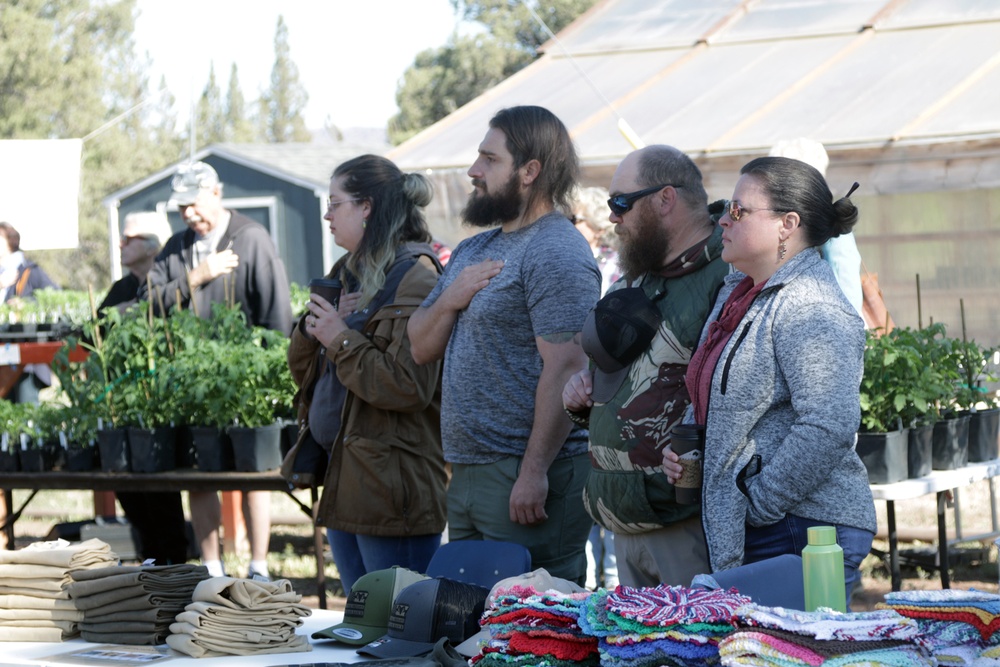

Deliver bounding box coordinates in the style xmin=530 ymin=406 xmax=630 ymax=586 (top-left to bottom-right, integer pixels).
xmin=261 ymin=15 xmax=310 ymax=143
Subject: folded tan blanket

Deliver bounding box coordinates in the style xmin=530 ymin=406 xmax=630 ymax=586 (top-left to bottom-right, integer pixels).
xmin=191 ymin=577 xmax=303 ymax=608
xmin=0 ymin=563 xmax=71 ymax=580
xmin=0 ymin=594 xmax=78 ymax=611
xmin=0 ymin=618 xmax=77 ymax=631
xmin=0 ymin=626 xmax=77 ymax=642
xmin=0 ymin=538 xmax=116 ymax=568
xmin=0 ymin=608 xmax=83 ymax=622
xmin=165 ymin=628 xmax=310 ymax=658
xmin=0 ymin=584 xmax=70 ymax=598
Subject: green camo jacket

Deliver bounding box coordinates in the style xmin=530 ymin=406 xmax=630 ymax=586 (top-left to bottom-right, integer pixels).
xmin=583 ymin=225 xmax=728 ymax=534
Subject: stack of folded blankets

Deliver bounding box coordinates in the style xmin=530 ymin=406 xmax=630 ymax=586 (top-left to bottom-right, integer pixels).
xmin=166 ymin=576 xmax=312 ymax=657
xmin=0 ymin=538 xmax=118 ymax=642
xmin=879 ymin=589 xmax=1000 ymax=665
xmin=719 ymin=603 xmax=929 ymax=666
xmin=473 ymin=585 xmax=598 ymax=667
xmin=66 ymin=563 xmax=211 ymax=645
xmin=580 ymin=584 xmax=751 ymax=667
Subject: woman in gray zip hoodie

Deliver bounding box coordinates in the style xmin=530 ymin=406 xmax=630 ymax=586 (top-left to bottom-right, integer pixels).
xmin=664 ymin=156 xmax=876 ymax=599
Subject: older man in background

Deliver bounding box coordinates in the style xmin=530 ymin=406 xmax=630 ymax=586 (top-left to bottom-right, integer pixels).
xmin=140 ymin=161 xmax=292 ymax=579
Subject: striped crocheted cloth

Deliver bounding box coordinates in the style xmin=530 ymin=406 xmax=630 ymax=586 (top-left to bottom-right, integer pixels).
xmin=880 ymin=589 xmax=1000 ymax=642
xmin=719 ymin=603 xmax=932 ymax=667
xmin=472 ymin=585 xmax=598 ymax=666
xmin=578 ymin=584 xmax=751 ymax=667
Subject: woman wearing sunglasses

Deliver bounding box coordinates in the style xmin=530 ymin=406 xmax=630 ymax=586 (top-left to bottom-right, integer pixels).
xmin=287 ymin=154 xmax=447 ymax=593
xmin=663 ymin=156 xmax=875 ymax=605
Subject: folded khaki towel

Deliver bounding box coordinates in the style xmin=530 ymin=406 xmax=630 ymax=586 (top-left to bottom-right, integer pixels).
xmin=0 ymin=583 xmax=70 ymax=598
xmin=182 ymin=600 xmax=311 ymax=622
xmin=191 ymin=577 xmax=302 ymax=608
xmin=175 ymin=608 xmax=303 ymax=631
xmin=0 ymin=618 xmax=77 ymax=632
xmin=165 ymin=628 xmax=310 ymax=658
xmin=83 ymin=607 xmax=177 ymax=624
xmin=169 ymin=619 xmax=294 ymax=644
xmin=71 ymin=563 xmax=208 ymax=582
xmin=68 ymin=566 xmax=209 ymax=599
xmin=0 ymin=594 xmax=78 ymax=611
xmin=0 ymin=563 xmax=71 ymax=580
xmin=0 ymin=608 xmax=83 ymax=622
xmin=80 ymin=627 xmax=168 ymax=646
xmin=0 ymin=538 xmax=116 ymax=568
xmin=0 ymin=626 xmax=77 ymax=642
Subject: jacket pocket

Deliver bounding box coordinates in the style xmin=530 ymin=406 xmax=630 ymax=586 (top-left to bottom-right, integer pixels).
xmin=720 ymin=320 xmax=754 ymax=395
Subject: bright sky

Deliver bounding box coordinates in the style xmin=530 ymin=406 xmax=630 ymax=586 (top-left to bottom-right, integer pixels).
xmin=133 ymin=0 xmax=461 ymax=131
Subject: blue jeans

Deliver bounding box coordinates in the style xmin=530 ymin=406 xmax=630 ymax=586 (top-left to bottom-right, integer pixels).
xmin=744 ymin=514 xmax=874 ymax=608
xmin=326 ymin=529 xmax=441 ymax=595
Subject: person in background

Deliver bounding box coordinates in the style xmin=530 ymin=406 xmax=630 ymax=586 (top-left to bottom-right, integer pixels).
xmin=768 ymin=138 xmax=864 ymax=317
xmin=569 ymin=185 xmax=620 ymax=590
xmin=288 ymin=154 xmax=447 ymax=593
xmin=408 ymin=106 xmax=601 ymax=584
xmin=571 ymin=185 xmax=621 ymax=295
xmin=0 ymin=221 xmax=60 ymax=404
xmin=98 ymin=212 xmax=174 ymax=313
xmin=98 ymin=211 xmax=188 ymax=565
xmin=563 ymin=145 xmax=728 ymax=587
xmin=140 ymin=161 xmax=293 ymax=580
xmin=663 ymin=156 xmax=876 ymax=605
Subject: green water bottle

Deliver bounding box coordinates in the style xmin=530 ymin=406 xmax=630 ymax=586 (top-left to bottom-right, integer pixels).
xmin=802 ymin=526 xmax=846 ymax=612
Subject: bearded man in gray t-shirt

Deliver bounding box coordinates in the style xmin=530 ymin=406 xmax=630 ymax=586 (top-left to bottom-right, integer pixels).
xmin=409 ymin=106 xmax=601 ymax=584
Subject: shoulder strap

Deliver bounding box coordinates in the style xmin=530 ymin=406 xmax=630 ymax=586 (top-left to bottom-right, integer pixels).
xmin=15 ymin=266 xmax=31 ymax=296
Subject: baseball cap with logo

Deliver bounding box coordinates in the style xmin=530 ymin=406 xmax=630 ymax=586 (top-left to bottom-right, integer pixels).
xmin=357 ymin=577 xmax=489 ymax=658
xmin=312 ymin=566 xmax=428 ymax=646
xmin=169 ymin=161 xmax=220 ymax=207
xmin=582 ymin=286 xmax=663 ymax=404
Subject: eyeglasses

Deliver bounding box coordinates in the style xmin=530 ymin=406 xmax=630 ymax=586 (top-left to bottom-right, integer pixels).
xmin=725 ymin=199 xmax=783 ymax=222
xmin=607 ymin=184 xmax=678 ymax=216
xmin=327 ymin=196 xmax=360 ymax=210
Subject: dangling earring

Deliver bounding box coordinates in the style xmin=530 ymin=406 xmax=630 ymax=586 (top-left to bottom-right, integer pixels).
xmin=362 ymin=218 xmax=367 ymax=229
xmin=778 ymin=239 xmax=787 ymax=261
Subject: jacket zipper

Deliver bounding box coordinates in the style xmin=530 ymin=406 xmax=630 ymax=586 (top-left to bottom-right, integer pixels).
xmin=720 ymin=320 xmax=753 ymax=395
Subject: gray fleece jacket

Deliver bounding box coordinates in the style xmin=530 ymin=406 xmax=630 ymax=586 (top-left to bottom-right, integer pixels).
xmin=695 ymin=248 xmax=877 ymax=572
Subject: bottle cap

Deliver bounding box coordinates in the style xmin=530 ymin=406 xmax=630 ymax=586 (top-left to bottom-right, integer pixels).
xmin=807 ymin=526 xmax=837 ymax=546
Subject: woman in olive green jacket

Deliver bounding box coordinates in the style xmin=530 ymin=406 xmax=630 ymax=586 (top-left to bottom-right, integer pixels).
xmin=288 ymin=154 xmax=446 ymax=593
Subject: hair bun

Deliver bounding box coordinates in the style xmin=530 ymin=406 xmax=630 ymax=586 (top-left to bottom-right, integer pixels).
xmin=402 ymin=172 xmax=433 ymax=207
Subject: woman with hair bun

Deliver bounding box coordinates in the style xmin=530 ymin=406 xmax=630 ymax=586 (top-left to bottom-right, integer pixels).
xmin=663 ymin=156 xmax=876 ymax=604
xmin=287 ymin=154 xmax=447 ymax=592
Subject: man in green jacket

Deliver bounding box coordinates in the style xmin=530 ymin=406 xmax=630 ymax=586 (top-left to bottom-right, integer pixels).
xmin=562 ymin=145 xmax=728 ymax=587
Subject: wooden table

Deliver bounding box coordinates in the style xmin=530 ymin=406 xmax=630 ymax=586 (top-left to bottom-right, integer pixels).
xmin=0 ymin=469 xmax=328 ymax=609
xmin=870 ymin=458 xmax=1000 ymax=591
xmin=0 ymin=340 xmax=88 ymax=397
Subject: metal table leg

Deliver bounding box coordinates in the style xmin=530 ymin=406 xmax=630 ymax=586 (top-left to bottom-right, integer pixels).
xmin=937 ymin=491 xmax=951 ymax=589
xmin=887 ymin=499 xmax=900 ymax=591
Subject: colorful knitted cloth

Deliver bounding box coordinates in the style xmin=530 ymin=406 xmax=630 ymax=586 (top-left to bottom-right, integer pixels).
xmin=734 ymin=603 xmax=923 ymax=642
xmin=880 ymin=590 xmax=1000 ymax=642
xmin=472 ymin=585 xmax=598 ymax=667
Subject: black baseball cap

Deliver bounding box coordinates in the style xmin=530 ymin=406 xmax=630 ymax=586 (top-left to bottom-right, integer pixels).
xmin=582 ymin=287 xmax=662 ymax=404
xmin=357 ymin=578 xmax=489 ymax=659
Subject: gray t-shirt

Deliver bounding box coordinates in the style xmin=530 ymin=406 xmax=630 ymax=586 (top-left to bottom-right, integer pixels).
xmin=422 ymin=212 xmax=601 ymax=464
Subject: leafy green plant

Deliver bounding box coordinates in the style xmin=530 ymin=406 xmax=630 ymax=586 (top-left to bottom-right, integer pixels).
xmin=952 ymin=338 xmax=1000 ymax=411
xmin=860 ymin=324 xmax=960 ymax=432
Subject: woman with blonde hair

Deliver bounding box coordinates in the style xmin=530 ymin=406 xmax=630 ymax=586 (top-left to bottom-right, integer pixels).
xmin=288 ymin=154 xmax=447 ymax=592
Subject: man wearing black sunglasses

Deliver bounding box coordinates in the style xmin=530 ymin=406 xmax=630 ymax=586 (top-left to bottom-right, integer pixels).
xmin=562 ymin=145 xmax=729 ymax=588
xmin=409 ymin=106 xmax=601 ymax=585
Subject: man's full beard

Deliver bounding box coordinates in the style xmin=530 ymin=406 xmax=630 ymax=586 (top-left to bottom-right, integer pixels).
xmin=462 ymin=171 xmax=523 ymax=228
xmin=617 ymin=199 xmax=671 ymax=278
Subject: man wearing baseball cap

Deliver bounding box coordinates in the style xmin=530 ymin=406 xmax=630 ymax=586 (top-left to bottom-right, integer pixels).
xmin=140 ymin=160 xmax=293 ymax=580
xmin=97 ymin=211 xmax=189 ymax=565
xmin=561 ymin=145 xmax=728 ymax=588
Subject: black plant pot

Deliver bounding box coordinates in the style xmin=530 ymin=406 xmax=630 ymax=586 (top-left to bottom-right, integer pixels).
xmin=175 ymin=426 xmax=197 ymax=469
xmin=65 ymin=445 xmax=97 ymax=472
xmin=932 ymin=415 xmax=971 ymax=470
xmin=0 ymin=449 xmax=18 ymax=472
xmin=191 ymin=426 xmax=234 ymax=472
xmin=229 ymin=423 xmax=282 ymax=472
xmin=857 ymin=429 xmax=909 ymax=484
xmin=127 ymin=427 xmax=177 ymax=473
xmin=907 ymin=423 xmax=934 ymax=478
xmin=967 ymin=408 xmax=1000 ymax=462
xmin=18 ymin=447 xmax=55 ymax=473
xmin=97 ymin=428 xmax=130 ymax=473
xmin=44 ymin=441 xmax=65 ymax=471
